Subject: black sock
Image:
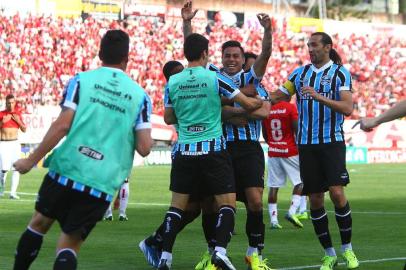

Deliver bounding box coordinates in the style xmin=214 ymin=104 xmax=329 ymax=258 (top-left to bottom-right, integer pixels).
xmin=145 ymin=224 xmax=164 ymax=248
xmin=162 ymin=207 xmax=183 ymax=253
xmin=53 ymin=249 xmax=77 ymax=270
xmin=202 ymin=212 xmax=217 ymax=249
xmin=178 ymin=210 xmax=200 ymax=232
xmin=311 ymin=207 xmax=333 ymax=249
xmin=335 ymin=202 xmax=352 ymax=245
xmin=14 ymin=228 xmax=43 ymax=270
xmin=246 ymin=210 xmax=265 ymax=253
xmin=215 ymin=206 xmax=235 ymax=248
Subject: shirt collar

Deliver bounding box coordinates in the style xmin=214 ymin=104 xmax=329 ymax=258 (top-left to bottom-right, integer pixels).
xmin=311 ymin=60 xmax=333 ymax=73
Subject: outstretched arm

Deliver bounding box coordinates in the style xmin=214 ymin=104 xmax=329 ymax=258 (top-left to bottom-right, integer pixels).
xmin=356 ymin=99 xmax=406 ymax=132
xmin=252 ymin=13 xmax=272 ymax=78
xmin=13 ymin=108 xmax=74 ymax=174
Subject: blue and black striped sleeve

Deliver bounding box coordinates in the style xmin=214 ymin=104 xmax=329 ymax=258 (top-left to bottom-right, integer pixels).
xmin=60 ymin=75 xmax=80 ymax=110
xmin=207 ymin=63 xmax=220 ymax=72
xmin=337 ymin=66 xmax=352 ymax=92
xmin=279 ymin=67 xmax=301 ymax=96
xmin=216 ymin=73 xmax=240 ymax=99
xmin=164 ymin=84 xmax=172 ymax=108
xmin=135 ymin=93 xmax=152 ymax=130
xmin=257 ymin=83 xmax=269 ymax=100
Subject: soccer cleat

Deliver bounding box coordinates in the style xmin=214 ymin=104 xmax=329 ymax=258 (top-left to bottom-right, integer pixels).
xmin=296 ymin=212 xmax=309 ymax=220
xmin=157 ymin=258 xmax=171 ymax=270
xmin=342 ymin=249 xmax=359 ymax=269
xmin=204 ymin=261 xmax=218 ymax=270
xmin=103 ymin=215 xmax=113 ymax=221
xmin=211 ymin=251 xmax=236 ymax=270
xmin=118 ymin=215 xmax=128 ymax=221
xmin=270 ymin=223 xmax=283 ymax=229
xmin=195 ymin=251 xmax=211 ymax=270
xmin=245 ymin=252 xmax=275 ymax=270
xmin=139 ymin=239 xmax=161 ymax=268
xmin=285 ymin=213 xmax=303 ymax=228
xmin=9 ymin=194 xmax=20 ymax=200
xmin=320 ymin=255 xmax=338 ymax=270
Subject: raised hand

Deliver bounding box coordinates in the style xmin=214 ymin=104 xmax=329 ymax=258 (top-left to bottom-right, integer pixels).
xmin=257 ymin=13 xmax=272 ymax=31
xmin=181 ymin=1 xmax=198 ymax=21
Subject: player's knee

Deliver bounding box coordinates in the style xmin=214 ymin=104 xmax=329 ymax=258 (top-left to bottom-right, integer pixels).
xmin=309 ymin=193 xmax=324 ymax=209
xmin=29 ymin=212 xmax=54 ymax=234
xmin=247 ymin=199 xmax=263 ymax=212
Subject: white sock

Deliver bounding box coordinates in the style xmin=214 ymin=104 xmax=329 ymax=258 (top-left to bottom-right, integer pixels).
xmin=268 ymin=203 xmax=278 ymax=224
xmin=160 ymin=251 xmax=172 ymax=264
xmin=214 ymin=246 xmax=227 ymax=256
xmin=10 ymin=171 xmax=20 ymax=196
xmin=341 ymin=243 xmax=352 ymax=253
xmin=299 ymin=196 xmax=307 ymax=214
xmin=3 ymin=171 xmax=8 ymax=187
xmin=105 ymin=204 xmax=112 ymax=217
xmin=288 ymin=195 xmax=301 ymax=216
xmin=325 ymin=247 xmax=337 ymax=257
xmin=246 ymin=246 xmax=258 ymax=256
xmin=119 ymin=182 xmax=129 ymax=216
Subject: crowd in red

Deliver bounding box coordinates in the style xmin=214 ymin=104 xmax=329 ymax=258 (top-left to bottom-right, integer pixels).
xmin=0 ymin=14 xmax=405 ymax=118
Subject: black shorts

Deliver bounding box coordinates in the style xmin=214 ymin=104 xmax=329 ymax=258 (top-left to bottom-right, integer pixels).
xmin=35 ymin=174 xmax=110 ymax=240
xmin=226 ymin=141 xmax=265 ymax=202
xmin=170 ymin=150 xmax=235 ymax=197
xmin=298 ymin=142 xmax=350 ymax=195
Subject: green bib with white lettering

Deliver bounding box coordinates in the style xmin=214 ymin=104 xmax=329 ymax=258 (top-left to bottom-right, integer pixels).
xmin=168 ymin=66 xmax=222 ymax=144
xmin=47 ymin=67 xmax=146 ymax=195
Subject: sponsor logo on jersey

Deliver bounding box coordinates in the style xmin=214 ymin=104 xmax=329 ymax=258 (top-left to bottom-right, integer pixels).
xmin=321 ymin=75 xmax=332 ymax=86
xmin=187 ymin=125 xmax=206 ymax=132
xmin=78 ymin=146 xmax=104 ymax=160
xmin=270 ymin=109 xmax=287 ymax=115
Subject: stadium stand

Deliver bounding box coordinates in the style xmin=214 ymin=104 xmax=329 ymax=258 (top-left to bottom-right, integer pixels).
xmin=0 ymin=14 xmax=405 ymax=117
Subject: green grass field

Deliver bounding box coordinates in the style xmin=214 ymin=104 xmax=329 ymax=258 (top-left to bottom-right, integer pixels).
xmin=0 ymin=164 xmax=405 ymax=270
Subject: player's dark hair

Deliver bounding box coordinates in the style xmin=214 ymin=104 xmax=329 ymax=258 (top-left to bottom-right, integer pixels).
xmin=184 ymin=33 xmax=209 ymax=62
xmin=6 ymin=94 xmax=15 ymax=100
xmin=244 ymin=52 xmax=257 ymax=61
xmin=311 ymin=32 xmax=342 ymax=65
xmin=163 ymin=61 xmax=183 ymax=81
xmin=222 ymin=40 xmax=245 ymax=56
xmin=99 ymin=30 xmax=130 ymax=65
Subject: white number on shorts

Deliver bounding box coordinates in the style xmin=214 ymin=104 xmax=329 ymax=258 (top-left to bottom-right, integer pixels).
xmin=271 ymin=119 xmax=283 ymax=141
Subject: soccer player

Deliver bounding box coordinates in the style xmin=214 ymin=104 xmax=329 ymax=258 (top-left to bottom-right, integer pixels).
xmin=262 ymin=93 xmax=307 ymax=229
xmin=355 ymin=99 xmax=406 ymax=131
xmin=0 ymin=94 xmax=26 ymax=199
xmin=272 ymin=32 xmax=359 ymax=270
xmin=182 ymin=4 xmax=273 ymax=269
xmin=156 ymin=32 xmax=262 ymax=270
xmin=139 ymin=60 xmax=202 ymax=267
xmin=12 ymin=30 xmax=153 ymax=270
xmin=104 ymin=177 xmax=130 ymax=221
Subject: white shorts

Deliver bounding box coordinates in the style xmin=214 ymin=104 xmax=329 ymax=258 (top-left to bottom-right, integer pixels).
xmin=267 ymin=155 xmax=302 ymax=188
xmin=0 ymin=140 xmax=21 ymax=171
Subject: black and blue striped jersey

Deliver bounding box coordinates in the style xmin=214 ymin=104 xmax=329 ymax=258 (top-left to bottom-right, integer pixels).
xmin=279 ymin=60 xmax=352 ymax=145
xmin=209 ymin=64 xmax=269 ymax=142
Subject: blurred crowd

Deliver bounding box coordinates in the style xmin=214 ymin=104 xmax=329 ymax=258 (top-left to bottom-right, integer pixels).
xmin=0 ymin=13 xmax=405 ymax=118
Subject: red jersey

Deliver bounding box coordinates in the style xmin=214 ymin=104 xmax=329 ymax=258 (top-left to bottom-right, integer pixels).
xmin=263 ymin=101 xmax=298 ymax=157
xmin=0 ymin=110 xmax=24 ymax=129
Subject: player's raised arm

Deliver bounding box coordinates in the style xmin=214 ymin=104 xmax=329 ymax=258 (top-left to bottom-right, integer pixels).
xmin=182 ymin=0 xmax=198 ymax=40
xmin=252 ymin=13 xmax=273 ymax=78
